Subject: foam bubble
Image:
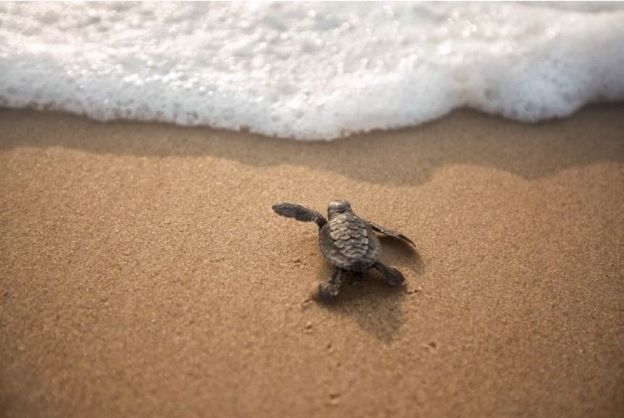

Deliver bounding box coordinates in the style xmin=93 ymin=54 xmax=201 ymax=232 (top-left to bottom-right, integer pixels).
xmin=1 ymin=2 xmax=623 ymax=140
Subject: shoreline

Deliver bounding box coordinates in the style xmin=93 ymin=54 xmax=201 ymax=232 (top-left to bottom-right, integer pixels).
xmin=2 ymin=102 xmax=624 ymax=142
xmin=1 ymin=106 xmax=623 ymax=418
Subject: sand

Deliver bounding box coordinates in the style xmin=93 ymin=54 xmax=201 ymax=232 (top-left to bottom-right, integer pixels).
xmin=1 ymin=106 xmax=623 ymax=418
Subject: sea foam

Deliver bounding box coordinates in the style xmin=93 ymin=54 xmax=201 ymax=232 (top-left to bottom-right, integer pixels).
xmin=1 ymin=2 xmax=623 ymax=140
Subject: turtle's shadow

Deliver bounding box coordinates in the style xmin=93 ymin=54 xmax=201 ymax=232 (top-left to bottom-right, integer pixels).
xmin=315 ymin=239 xmax=423 ymax=343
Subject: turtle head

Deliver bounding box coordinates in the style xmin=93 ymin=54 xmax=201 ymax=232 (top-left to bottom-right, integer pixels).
xmin=327 ymin=200 xmax=352 ymax=218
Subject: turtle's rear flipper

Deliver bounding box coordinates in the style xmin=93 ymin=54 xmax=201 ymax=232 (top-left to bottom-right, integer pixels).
xmin=272 ymin=203 xmax=327 ymax=228
xmin=373 ymin=262 xmax=405 ymax=286
xmin=366 ymin=220 xmax=415 ymax=247
xmin=318 ymin=268 xmax=344 ymax=298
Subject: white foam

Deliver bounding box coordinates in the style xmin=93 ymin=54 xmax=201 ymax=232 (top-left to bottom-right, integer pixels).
xmin=1 ymin=2 xmax=623 ymax=140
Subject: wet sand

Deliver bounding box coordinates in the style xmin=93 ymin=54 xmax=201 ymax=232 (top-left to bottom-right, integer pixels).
xmin=1 ymin=106 xmax=623 ymax=417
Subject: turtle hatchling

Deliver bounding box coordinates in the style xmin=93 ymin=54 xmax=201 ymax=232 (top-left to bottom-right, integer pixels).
xmin=272 ymin=200 xmax=415 ymax=297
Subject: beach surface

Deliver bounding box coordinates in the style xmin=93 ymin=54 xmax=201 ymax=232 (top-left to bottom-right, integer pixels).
xmin=1 ymin=107 xmax=623 ymax=417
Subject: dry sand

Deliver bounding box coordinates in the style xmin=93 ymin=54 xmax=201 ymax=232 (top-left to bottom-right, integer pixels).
xmin=1 ymin=106 xmax=623 ymax=418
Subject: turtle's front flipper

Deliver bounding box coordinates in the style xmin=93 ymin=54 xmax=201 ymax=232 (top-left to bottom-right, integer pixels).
xmin=318 ymin=268 xmax=344 ymax=298
xmin=373 ymin=262 xmax=405 ymax=286
xmin=272 ymin=203 xmax=327 ymax=228
xmin=366 ymin=220 xmax=415 ymax=247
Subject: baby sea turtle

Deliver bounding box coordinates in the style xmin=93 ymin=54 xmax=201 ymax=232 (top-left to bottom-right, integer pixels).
xmin=272 ymin=200 xmax=415 ymax=297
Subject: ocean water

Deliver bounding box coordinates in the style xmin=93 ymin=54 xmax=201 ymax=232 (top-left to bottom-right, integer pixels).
xmin=1 ymin=2 xmax=623 ymax=140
